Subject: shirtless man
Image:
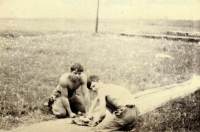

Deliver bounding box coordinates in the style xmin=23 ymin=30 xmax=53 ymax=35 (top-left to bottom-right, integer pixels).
xmin=48 ymin=63 xmax=90 ymax=118
xmin=81 ymin=75 xmax=138 ymax=131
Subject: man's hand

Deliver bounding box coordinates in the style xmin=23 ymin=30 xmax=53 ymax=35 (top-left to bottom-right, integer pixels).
xmin=79 ymin=116 xmax=91 ymax=123
xmin=86 ymin=113 xmax=93 ymax=120
xmin=48 ymin=95 xmax=56 ymax=106
xmin=88 ymin=121 xmax=98 ymax=127
xmin=49 ymin=95 xmax=56 ymax=102
xmin=69 ymin=112 xmax=77 ymax=118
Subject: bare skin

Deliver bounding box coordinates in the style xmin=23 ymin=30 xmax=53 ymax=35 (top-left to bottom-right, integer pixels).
xmin=52 ymin=70 xmax=90 ymax=118
xmin=83 ymin=81 xmax=136 ymax=124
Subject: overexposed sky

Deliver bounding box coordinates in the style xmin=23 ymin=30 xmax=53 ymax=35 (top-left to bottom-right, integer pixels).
xmin=0 ymin=0 xmax=199 ymax=20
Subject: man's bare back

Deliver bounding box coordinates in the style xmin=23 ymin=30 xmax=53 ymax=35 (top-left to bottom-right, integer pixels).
xmin=96 ymin=84 xmax=135 ymax=111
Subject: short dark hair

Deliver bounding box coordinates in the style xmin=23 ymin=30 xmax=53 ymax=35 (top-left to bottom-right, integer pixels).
xmin=87 ymin=75 xmax=99 ymax=89
xmin=71 ymin=63 xmax=84 ymax=72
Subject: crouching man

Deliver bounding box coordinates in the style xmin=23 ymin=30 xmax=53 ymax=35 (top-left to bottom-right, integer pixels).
xmin=48 ymin=63 xmax=90 ymax=118
xmin=81 ymin=75 xmax=138 ymax=131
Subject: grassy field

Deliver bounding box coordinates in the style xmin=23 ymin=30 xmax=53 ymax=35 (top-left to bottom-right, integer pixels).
xmin=0 ymin=30 xmax=200 ymax=131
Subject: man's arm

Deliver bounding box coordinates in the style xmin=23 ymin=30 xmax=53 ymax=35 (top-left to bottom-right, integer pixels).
xmin=81 ymin=93 xmax=106 ymax=124
xmin=93 ymin=91 xmax=106 ymax=122
xmin=81 ymin=75 xmax=90 ymax=114
xmin=79 ymin=96 xmax=99 ymax=123
xmin=85 ymin=92 xmax=106 ymax=126
xmin=60 ymin=85 xmax=77 ymax=118
xmin=51 ymin=85 xmax=61 ymax=98
xmin=87 ymin=96 xmax=99 ymax=118
xmin=48 ymin=85 xmax=61 ymax=105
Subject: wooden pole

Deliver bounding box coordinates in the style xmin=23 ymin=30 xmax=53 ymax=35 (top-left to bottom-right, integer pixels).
xmin=95 ymin=0 xmax=99 ymax=33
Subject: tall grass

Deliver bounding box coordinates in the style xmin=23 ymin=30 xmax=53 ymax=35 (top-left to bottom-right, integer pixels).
xmin=0 ymin=31 xmax=200 ymax=130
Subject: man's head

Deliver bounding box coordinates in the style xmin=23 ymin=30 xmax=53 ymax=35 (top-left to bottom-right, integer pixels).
xmin=71 ymin=63 xmax=84 ymax=72
xmin=70 ymin=63 xmax=84 ymax=81
xmin=87 ymin=75 xmax=102 ymax=92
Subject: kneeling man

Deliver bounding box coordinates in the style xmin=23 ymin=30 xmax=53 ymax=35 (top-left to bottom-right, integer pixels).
xmin=82 ymin=75 xmax=138 ymax=131
xmin=48 ymin=63 xmax=90 ymax=118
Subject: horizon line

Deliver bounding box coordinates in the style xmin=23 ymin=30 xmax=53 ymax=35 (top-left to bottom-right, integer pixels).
xmin=0 ymin=17 xmax=199 ymax=21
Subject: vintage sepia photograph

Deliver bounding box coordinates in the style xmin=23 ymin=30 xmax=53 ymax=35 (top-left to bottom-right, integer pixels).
xmin=0 ymin=0 xmax=200 ymax=131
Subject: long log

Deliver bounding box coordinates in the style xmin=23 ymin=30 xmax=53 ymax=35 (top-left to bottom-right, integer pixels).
xmin=134 ymin=75 xmax=200 ymax=116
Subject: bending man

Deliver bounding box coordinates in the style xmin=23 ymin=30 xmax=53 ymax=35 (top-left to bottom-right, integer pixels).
xmin=82 ymin=75 xmax=138 ymax=131
xmin=48 ymin=63 xmax=90 ymax=118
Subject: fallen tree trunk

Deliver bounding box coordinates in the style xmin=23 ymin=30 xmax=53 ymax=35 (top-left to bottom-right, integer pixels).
xmin=134 ymin=75 xmax=200 ymax=116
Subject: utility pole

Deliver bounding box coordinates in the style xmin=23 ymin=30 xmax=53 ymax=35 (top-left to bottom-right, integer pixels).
xmin=95 ymin=0 xmax=99 ymax=33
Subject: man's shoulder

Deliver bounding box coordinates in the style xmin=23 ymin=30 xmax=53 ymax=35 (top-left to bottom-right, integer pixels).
xmin=81 ymin=72 xmax=87 ymax=77
xmin=59 ymin=73 xmax=70 ymax=85
xmin=98 ymin=89 xmax=107 ymax=97
xmin=80 ymin=73 xmax=87 ymax=81
xmin=60 ymin=73 xmax=70 ymax=79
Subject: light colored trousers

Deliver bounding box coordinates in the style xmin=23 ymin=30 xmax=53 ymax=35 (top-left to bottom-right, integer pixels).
xmin=95 ymin=106 xmax=138 ymax=131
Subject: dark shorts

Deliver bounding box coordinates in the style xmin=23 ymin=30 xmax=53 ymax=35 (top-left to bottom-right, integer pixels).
xmin=95 ymin=106 xmax=138 ymax=131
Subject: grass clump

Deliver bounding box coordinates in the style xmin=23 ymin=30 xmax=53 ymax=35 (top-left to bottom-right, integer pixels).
xmin=140 ymin=90 xmax=200 ymax=131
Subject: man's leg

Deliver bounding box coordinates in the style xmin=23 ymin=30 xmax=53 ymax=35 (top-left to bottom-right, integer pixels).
xmin=95 ymin=106 xmax=138 ymax=131
xmin=69 ymin=92 xmax=85 ymax=113
xmin=95 ymin=112 xmax=123 ymax=131
xmin=119 ymin=107 xmax=139 ymax=131
xmin=52 ymin=97 xmax=67 ymax=118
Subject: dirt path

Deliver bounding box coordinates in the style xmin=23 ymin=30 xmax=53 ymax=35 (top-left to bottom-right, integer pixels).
xmin=9 ymin=119 xmax=92 ymax=132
